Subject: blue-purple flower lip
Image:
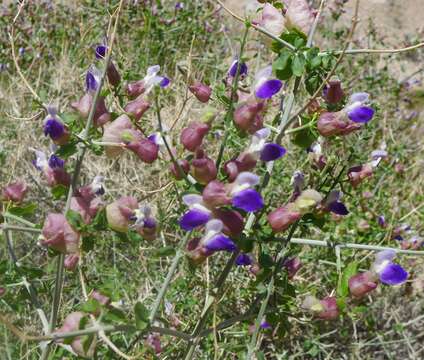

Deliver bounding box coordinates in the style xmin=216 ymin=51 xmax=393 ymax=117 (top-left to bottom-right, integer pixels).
xmin=327 ymin=201 xmax=349 ymax=215
xmin=160 ymin=77 xmax=170 ymax=88
xmin=228 ymin=60 xmax=248 ymax=78
xmin=204 ymin=234 xmax=237 ymax=252
xmin=260 ymin=143 xmax=286 ymax=162
xmin=179 ymin=209 xmax=211 ymax=231
xmin=348 ymin=106 xmax=375 ymax=123
xmin=43 ymin=118 xmax=65 ymax=140
xmin=95 ymin=44 xmax=107 ymax=59
xmin=86 ymin=71 xmax=98 ymax=91
xmin=48 ymin=154 xmax=65 ymax=169
xmin=379 ymin=263 xmax=408 ymax=285
xmin=143 ymin=218 xmax=156 ymax=229
xmin=232 ymin=188 xmax=264 ymax=212
xmin=255 ymin=79 xmax=283 ymax=99
xmin=235 ymin=253 xmax=252 ymax=266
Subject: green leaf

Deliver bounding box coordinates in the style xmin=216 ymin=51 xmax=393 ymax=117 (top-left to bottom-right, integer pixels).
xmin=66 ymin=209 xmax=85 ymax=231
xmin=55 ymin=142 xmax=78 ymax=159
xmin=8 ymin=203 xmax=37 ymax=217
xmin=305 ymin=74 xmax=321 ymax=96
xmin=337 ymin=261 xmax=358 ymax=298
xmin=291 ymin=128 xmax=317 ymax=149
xmin=134 ymin=302 xmax=149 ymax=330
xmin=51 ymin=184 xmax=68 ymax=200
xmin=152 ymin=246 xmax=176 ymax=258
xmin=273 ymin=50 xmax=293 ymax=80
xmin=292 ymin=53 xmax=306 ymax=77
xmin=89 ymin=208 xmax=107 ymax=231
xmin=80 ymin=298 xmax=100 ymax=314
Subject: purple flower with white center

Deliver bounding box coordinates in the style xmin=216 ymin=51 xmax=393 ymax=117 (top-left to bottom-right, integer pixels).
xmin=235 ymin=253 xmax=253 ymax=266
xmin=230 ymin=172 xmax=264 ymax=212
xmin=179 ymin=194 xmax=212 ymax=231
xmin=143 ymin=65 xmax=170 ymax=93
xmin=90 ymin=176 xmax=105 ymax=195
xmin=19 ymin=47 xmax=25 ymax=56
xmin=254 ymin=66 xmax=283 ymax=99
xmin=86 ymin=65 xmax=102 ymax=92
xmin=324 ymin=190 xmax=349 ymax=216
xmin=371 ymin=250 xmax=408 ymax=286
xmin=200 ymin=219 xmax=237 ymax=252
xmin=228 ymin=59 xmax=248 ymax=78
xmin=345 ymin=92 xmax=375 ymax=123
xmin=175 ymin=2 xmax=184 ymax=10
xmin=248 ymin=128 xmax=286 ymax=162
xmin=377 ymin=215 xmax=386 ymax=228
xmin=131 ymin=204 xmax=156 ymax=229
xmin=95 ymin=44 xmax=107 ymax=59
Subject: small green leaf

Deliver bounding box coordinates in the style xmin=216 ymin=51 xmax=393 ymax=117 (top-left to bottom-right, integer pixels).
xmin=292 ymin=53 xmax=306 ymax=77
xmin=80 ymin=298 xmax=100 ymax=314
xmin=81 ymin=235 xmax=95 ymax=252
xmin=8 ymin=203 xmax=37 ymax=217
xmin=66 ymin=209 xmax=85 ymax=231
xmin=134 ymin=302 xmax=149 ymax=330
xmin=337 ymin=261 xmax=358 ymax=298
xmin=55 ymin=142 xmax=78 ymax=159
xmin=51 ymin=184 xmax=68 ymax=200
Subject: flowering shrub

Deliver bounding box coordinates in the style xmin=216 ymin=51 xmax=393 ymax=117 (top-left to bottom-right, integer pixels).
xmin=0 ymin=1 xmax=423 ymax=358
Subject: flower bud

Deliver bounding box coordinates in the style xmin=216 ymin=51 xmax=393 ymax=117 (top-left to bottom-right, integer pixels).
xmin=283 ymin=257 xmax=302 ymax=279
xmin=41 ymin=213 xmax=80 ymax=254
xmin=90 ymin=290 xmax=111 ymax=306
xmin=213 ymin=209 xmax=244 ymax=237
xmin=323 ymin=78 xmax=345 ymax=104
xmin=146 ymin=333 xmax=162 ymax=355
xmin=285 ymin=0 xmax=315 ymax=34
xmin=169 ymin=159 xmax=190 ymax=180
xmin=189 ymin=81 xmax=212 ymax=103
xmin=45 ymin=167 xmax=71 ymax=187
xmin=268 ymin=204 xmax=302 ymax=233
xmin=202 ymin=180 xmax=231 ymax=208
xmin=102 ymin=115 xmax=142 ymax=158
xmin=64 ymin=254 xmax=79 ymax=271
xmin=2 ymin=181 xmax=28 ymax=203
xmin=318 ymin=296 xmax=339 ymax=320
xmin=180 ymin=121 xmax=210 ymax=152
xmin=191 ymin=149 xmax=217 ymax=185
xmin=317 ymin=111 xmax=361 ymax=137
xmin=233 ymin=100 xmax=265 ymax=134
xmin=56 ymin=312 xmax=96 ymax=358
xmin=348 ymin=271 xmax=378 ymax=298
xmin=126 ymin=138 xmax=159 ymax=163
xmin=124 ymin=96 xmax=150 ymax=121
xmin=70 ymin=188 xmax=103 ymax=224
xmin=126 ymin=79 xmax=146 ymax=98
xmin=106 ymin=196 xmax=138 ymax=232
xmin=107 ymin=61 xmax=121 ymax=87
xmin=348 ymin=164 xmax=373 ymax=187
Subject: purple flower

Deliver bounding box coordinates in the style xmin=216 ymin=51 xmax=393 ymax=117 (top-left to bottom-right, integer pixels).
xmin=254 ymin=66 xmax=283 ymax=99
xmin=372 ymin=250 xmax=408 ymax=286
xmin=230 ymin=172 xmax=264 ymax=212
xmin=235 ymin=253 xmax=252 ymax=266
xmin=160 ymin=77 xmax=170 ymax=88
xmin=179 ymin=194 xmax=211 ymax=231
xmin=377 ymin=215 xmax=386 ymax=228
xmin=228 ymin=59 xmax=248 ymax=78
xmin=95 ymin=44 xmax=107 ymax=59
xmin=345 ymin=92 xmax=375 ymax=123
xmin=260 ymin=320 xmax=272 ymax=329
xmin=44 ymin=118 xmax=65 ymax=140
xmin=175 ymin=2 xmax=184 ymax=10
xmin=48 ymin=154 xmax=65 ymax=169
xmin=324 ymin=190 xmax=349 ymax=216
xmin=200 ymin=219 xmax=237 ymax=252
xmin=86 ymin=65 xmax=101 ymax=92
xmin=247 ymin=128 xmax=286 ymax=162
